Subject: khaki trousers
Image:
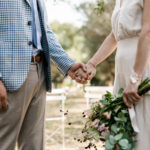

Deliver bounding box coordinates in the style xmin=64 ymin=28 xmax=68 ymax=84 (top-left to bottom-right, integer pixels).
xmin=0 ymin=61 xmax=46 ymax=150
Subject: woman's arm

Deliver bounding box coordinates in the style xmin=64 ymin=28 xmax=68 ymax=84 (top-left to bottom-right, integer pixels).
xmin=123 ymin=0 xmax=150 ymax=108
xmin=133 ymin=0 xmax=150 ymax=76
xmin=86 ymin=32 xmax=117 ymax=79
xmin=88 ymin=32 xmax=117 ymax=66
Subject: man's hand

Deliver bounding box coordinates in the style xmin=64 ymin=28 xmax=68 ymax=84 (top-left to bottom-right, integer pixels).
xmin=74 ymin=68 xmax=88 ymax=84
xmin=0 ymin=81 xmax=8 ymax=111
xmin=68 ymin=63 xmax=88 ymax=84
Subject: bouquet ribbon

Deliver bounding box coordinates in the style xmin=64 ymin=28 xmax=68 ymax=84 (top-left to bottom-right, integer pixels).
xmin=129 ymin=105 xmax=140 ymax=133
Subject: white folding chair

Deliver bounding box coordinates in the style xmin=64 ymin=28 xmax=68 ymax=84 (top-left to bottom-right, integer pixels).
xmin=46 ymin=89 xmax=66 ymax=150
xmin=85 ymin=86 xmax=113 ymax=109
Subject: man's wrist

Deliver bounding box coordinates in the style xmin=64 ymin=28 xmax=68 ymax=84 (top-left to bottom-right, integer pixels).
xmin=65 ymin=61 xmax=76 ymax=77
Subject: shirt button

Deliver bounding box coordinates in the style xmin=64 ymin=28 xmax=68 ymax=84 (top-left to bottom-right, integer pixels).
xmin=28 ymin=21 xmax=32 ymax=26
xmin=28 ymin=41 xmax=33 ymax=46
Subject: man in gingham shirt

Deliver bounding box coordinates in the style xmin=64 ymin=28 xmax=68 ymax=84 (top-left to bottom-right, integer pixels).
xmin=0 ymin=0 xmax=88 ymax=149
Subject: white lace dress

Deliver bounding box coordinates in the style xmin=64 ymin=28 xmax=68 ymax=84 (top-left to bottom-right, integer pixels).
xmin=112 ymin=0 xmax=150 ymax=149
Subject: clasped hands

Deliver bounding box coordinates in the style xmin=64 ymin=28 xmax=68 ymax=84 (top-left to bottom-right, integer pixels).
xmin=68 ymin=62 xmax=96 ymax=84
xmin=68 ymin=62 xmax=144 ymax=109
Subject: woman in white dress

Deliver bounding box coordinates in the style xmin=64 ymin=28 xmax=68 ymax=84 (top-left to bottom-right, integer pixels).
xmin=80 ymin=0 xmax=150 ymax=149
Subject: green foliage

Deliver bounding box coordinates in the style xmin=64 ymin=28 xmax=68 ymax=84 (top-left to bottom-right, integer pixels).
xmin=95 ymin=0 xmax=105 ymax=15
xmin=50 ymin=21 xmax=83 ymax=56
xmin=81 ymin=79 xmax=150 ymax=150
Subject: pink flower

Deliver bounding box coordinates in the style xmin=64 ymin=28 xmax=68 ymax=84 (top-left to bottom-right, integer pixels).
xmin=98 ymin=123 xmax=105 ymax=132
xmin=101 ymin=129 xmax=110 ymax=138
xmin=84 ymin=110 xmax=92 ymax=117
xmin=92 ymin=119 xmax=100 ymax=128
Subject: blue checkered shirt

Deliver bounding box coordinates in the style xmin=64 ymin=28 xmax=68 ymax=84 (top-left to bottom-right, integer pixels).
xmin=29 ymin=0 xmax=43 ymax=56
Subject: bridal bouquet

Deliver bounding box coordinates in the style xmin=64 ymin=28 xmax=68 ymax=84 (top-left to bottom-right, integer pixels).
xmin=80 ymin=78 xmax=150 ymax=150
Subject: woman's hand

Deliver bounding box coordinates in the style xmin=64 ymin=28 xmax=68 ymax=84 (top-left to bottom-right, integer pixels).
xmin=123 ymin=82 xmax=142 ymax=109
xmin=86 ymin=62 xmax=96 ymax=80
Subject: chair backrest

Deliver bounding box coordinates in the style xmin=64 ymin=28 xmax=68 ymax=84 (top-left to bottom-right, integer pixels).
xmin=85 ymin=86 xmax=113 ymax=99
xmin=46 ymin=89 xmax=66 ymax=101
xmin=45 ymin=88 xmax=66 ymax=150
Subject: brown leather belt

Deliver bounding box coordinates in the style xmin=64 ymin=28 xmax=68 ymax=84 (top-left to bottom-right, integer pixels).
xmin=31 ymin=54 xmax=43 ymax=63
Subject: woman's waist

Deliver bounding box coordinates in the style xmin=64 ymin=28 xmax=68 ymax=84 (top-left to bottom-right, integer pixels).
xmin=117 ymin=36 xmax=139 ymax=47
xmin=115 ymin=36 xmax=139 ymax=74
xmin=116 ymin=36 xmax=139 ymax=60
xmin=116 ymin=36 xmax=150 ymax=80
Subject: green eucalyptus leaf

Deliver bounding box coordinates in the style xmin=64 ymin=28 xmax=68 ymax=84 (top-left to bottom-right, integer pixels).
xmin=114 ymin=117 xmax=120 ymax=122
xmin=118 ymin=88 xmax=124 ymax=95
xmin=121 ymin=109 xmax=128 ymax=114
xmin=121 ymin=117 xmax=127 ymax=122
xmin=119 ymin=139 xmax=129 ymax=149
xmin=138 ymin=78 xmax=150 ymax=91
xmin=101 ymin=100 xmax=109 ymax=105
xmin=114 ymin=116 xmax=127 ymax=122
xmin=115 ymin=133 xmax=123 ymax=141
xmin=109 ymin=135 xmax=116 ymax=145
xmin=106 ymin=134 xmax=110 ymax=140
xmin=111 ymin=124 xmax=118 ymax=133
xmin=118 ymin=112 xmax=124 ymax=118
xmin=105 ymin=140 xmax=114 ymax=150
xmin=127 ymin=144 xmax=132 ymax=150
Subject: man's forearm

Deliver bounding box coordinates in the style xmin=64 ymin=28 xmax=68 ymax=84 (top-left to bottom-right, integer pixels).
xmin=46 ymin=26 xmax=75 ymax=76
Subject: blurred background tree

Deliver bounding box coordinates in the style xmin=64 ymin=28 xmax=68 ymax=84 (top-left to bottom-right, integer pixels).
xmin=50 ymin=21 xmax=86 ymax=88
xmin=49 ymin=0 xmax=115 ymax=87
xmin=78 ymin=0 xmax=115 ymax=86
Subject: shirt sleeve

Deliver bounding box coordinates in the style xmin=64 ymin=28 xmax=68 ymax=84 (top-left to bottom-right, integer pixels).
xmin=46 ymin=25 xmax=75 ymax=77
